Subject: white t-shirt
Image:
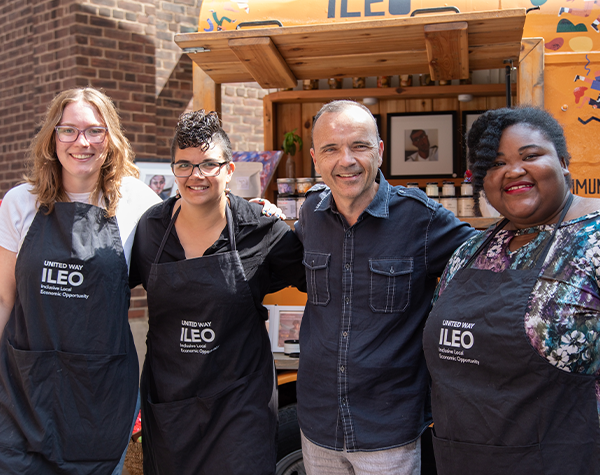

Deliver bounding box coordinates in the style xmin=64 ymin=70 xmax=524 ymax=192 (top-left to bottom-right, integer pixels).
xmin=407 ymin=146 xmax=439 ymax=162
xmin=0 ymin=176 xmax=161 ymax=270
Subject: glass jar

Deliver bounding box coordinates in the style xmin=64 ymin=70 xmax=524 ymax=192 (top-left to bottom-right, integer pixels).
xmin=277 ymin=178 xmax=296 ymax=196
xmin=296 ymin=178 xmax=315 ymax=195
xmin=461 ymin=181 xmax=474 ymax=196
xmin=426 ymin=182 xmax=439 ymax=199
xmin=440 ymin=196 xmax=458 ymax=215
xmin=442 ymin=181 xmax=456 ymax=197
xmin=457 ymin=196 xmax=475 ymax=217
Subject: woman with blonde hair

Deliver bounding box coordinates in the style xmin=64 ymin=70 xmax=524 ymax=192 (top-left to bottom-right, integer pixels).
xmin=0 ymin=87 xmax=160 ymax=474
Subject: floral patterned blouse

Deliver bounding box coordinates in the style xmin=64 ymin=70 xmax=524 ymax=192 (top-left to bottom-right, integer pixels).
xmin=434 ymin=210 xmax=600 ymax=425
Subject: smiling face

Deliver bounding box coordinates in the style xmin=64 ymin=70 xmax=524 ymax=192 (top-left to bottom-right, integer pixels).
xmin=311 ymin=106 xmax=383 ymax=216
xmin=483 ymin=123 xmax=570 ymax=228
xmin=55 ymin=100 xmax=108 ymax=193
xmin=172 ymin=143 xmax=234 ymax=209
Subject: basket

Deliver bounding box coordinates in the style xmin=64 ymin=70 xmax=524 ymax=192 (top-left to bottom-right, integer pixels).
xmin=123 ymin=434 xmax=143 ymax=475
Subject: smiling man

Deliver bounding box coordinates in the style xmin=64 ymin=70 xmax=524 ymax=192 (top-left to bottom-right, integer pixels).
xmin=294 ymin=101 xmax=476 ymax=475
xmin=406 ymin=129 xmax=439 ymax=162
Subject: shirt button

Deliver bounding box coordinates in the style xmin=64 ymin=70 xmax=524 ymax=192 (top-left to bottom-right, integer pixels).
xmin=345 ymin=263 xmax=350 ymax=270
xmin=342 ymin=331 xmax=348 ymax=337
xmin=340 ymin=365 xmax=345 ymax=373
xmin=345 ymin=297 xmax=350 ymax=304
xmin=341 ymin=398 xmax=347 ymax=406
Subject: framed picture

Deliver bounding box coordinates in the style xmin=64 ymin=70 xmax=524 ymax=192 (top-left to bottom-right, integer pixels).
xmin=461 ymin=110 xmax=485 ymax=172
xmin=387 ymin=111 xmax=457 ymax=178
xmin=136 ymin=161 xmax=178 ymax=200
xmin=264 ymin=305 xmax=305 ymax=352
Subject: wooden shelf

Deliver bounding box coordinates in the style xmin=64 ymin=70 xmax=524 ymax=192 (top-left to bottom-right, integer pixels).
xmin=176 ymin=9 xmax=526 ymax=89
xmin=265 ymin=83 xmax=513 ymax=104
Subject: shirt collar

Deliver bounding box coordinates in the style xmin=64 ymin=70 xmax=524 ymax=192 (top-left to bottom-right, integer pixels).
xmin=314 ymin=170 xmax=390 ymax=220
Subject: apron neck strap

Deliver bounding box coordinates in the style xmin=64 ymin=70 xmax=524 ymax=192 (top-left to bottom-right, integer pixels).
xmin=153 ymin=204 xmax=181 ymax=265
xmin=464 ymin=193 xmax=574 ymax=269
xmin=225 ymin=202 xmax=236 ymax=252
xmin=153 ymin=199 xmax=236 ymax=265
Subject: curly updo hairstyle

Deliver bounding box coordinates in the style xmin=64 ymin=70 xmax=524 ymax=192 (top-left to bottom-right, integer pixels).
xmin=467 ymin=106 xmax=570 ymax=204
xmin=170 ymin=110 xmax=232 ymax=163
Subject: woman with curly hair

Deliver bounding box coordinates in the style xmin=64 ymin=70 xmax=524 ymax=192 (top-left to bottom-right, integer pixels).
xmin=0 ymin=87 xmax=160 ymax=474
xmin=423 ymin=107 xmax=600 ymax=475
xmin=130 ymin=110 xmax=306 ymax=475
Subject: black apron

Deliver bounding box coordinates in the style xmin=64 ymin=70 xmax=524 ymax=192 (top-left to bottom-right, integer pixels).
xmin=0 ymin=202 xmax=138 ymax=474
xmin=424 ymin=194 xmax=600 ymax=475
xmin=140 ymin=203 xmax=277 ymax=475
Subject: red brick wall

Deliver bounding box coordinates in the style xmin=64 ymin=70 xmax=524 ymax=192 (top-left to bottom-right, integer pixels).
xmin=0 ymin=1 xmax=272 ymax=323
xmin=221 ymin=82 xmax=277 ymax=152
xmin=0 ymin=0 xmax=35 ymax=196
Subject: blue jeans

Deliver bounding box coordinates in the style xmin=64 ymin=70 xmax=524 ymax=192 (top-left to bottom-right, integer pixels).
xmin=112 ymin=391 xmax=141 ymax=475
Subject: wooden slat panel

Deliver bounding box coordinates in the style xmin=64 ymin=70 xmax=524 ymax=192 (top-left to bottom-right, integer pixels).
xmin=405 ymin=98 xmax=432 ymax=113
xmin=176 ymin=9 xmax=526 ymax=85
xmin=228 ymin=37 xmax=297 ymax=89
xmin=518 ymin=38 xmax=544 ymax=107
xmin=424 ymin=22 xmax=469 ymax=81
xmin=275 ymin=103 xmax=302 ymax=180
xmin=300 ymin=103 xmax=323 ymax=176
xmin=263 ymin=95 xmax=275 ymax=151
xmin=266 ymin=84 xmax=509 ymax=104
xmin=192 ymin=63 xmax=221 ymax=114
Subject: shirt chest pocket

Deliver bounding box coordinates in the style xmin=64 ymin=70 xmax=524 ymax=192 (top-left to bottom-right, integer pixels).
xmin=369 ymin=258 xmax=413 ymax=313
xmin=303 ymin=252 xmax=331 ymax=306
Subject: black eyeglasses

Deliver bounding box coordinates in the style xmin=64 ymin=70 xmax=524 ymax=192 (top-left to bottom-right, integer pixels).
xmin=55 ymin=126 xmax=108 ymax=144
xmin=171 ymin=161 xmax=229 ymax=178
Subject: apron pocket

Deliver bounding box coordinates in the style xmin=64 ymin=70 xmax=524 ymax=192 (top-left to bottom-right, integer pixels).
xmin=431 ymin=432 xmax=544 ymax=475
xmin=146 ymin=368 xmax=276 ymax=475
xmin=7 ymin=342 xmax=134 ymax=462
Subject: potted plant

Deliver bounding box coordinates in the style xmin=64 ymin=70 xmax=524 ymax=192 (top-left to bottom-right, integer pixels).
xmin=282 ymin=128 xmax=303 ymax=179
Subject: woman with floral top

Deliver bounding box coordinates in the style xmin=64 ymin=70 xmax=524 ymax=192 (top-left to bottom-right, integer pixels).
xmin=423 ymin=107 xmax=600 ymax=475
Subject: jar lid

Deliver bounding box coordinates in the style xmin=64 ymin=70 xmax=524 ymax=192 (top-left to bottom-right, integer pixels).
xmin=443 ymin=180 xmax=454 ymax=184
xmin=277 ymin=178 xmax=296 ymax=183
xmin=426 ymin=182 xmax=439 ymax=185
xmin=406 ymin=182 xmax=419 ymax=185
xmin=458 ymin=195 xmax=474 ymax=198
xmin=296 ymin=178 xmax=314 ymax=182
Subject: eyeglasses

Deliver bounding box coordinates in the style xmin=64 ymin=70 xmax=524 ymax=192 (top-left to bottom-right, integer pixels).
xmin=55 ymin=126 xmax=108 ymax=144
xmin=171 ymin=161 xmax=229 ymax=178
xmin=411 ymin=132 xmax=428 ymax=143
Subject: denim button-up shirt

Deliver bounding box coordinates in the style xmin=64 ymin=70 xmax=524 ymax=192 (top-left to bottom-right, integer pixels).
xmin=295 ymin=172 xmax=477 ymax=451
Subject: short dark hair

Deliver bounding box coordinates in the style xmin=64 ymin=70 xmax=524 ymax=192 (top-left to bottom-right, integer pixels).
xmin=311 ymin=100 xmax=381 ymax=148
xmin=170 ymin=110 xmax=232 ymax=163
xmin=467 ymin=106 xmax=570 ymax=201
xmin=410 ymin=129 xmax=426 ymax=141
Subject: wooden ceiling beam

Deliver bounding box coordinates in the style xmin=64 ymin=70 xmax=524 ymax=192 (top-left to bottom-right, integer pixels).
xmin=424 ymin=21 xmax=469 ymax=81
xmin=228 ymin=37 xmax=297 ymax=89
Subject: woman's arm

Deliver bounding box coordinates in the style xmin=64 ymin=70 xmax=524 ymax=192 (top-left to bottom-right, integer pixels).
xmin=0 ymin=246 xmax=17 ymax=337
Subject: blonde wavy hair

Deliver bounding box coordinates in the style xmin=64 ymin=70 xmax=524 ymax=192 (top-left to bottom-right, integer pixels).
xmin=26 ymin=87 xmax=139 ymax=217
